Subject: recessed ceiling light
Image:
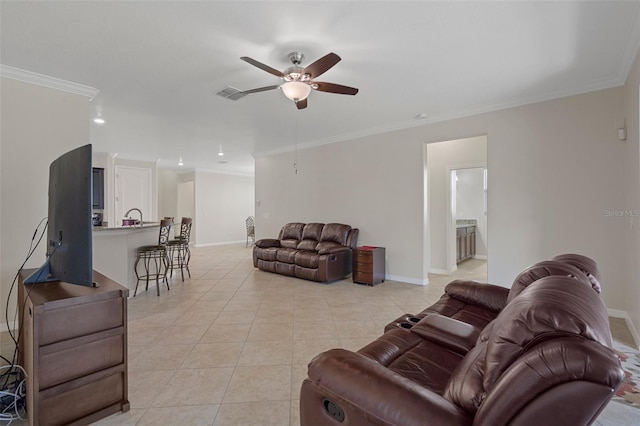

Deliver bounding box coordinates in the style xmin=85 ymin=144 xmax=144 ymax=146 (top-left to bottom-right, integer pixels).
xmin=218 ymin=145 xmax=224 ymax=156
xmin=178 ymin=156 xmax=184 ymax=166
xmin=93 ymin=117 xmax=105 ymax=124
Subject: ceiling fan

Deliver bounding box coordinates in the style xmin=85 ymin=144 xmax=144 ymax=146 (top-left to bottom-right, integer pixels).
xmin=218 ymin=51 xmax=358 ymax=110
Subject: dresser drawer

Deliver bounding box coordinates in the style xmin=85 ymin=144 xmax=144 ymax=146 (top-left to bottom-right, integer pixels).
xmin=353 ymin=250 xmax=373 ymax=264
xmin=353 ymin=270 xmax=373 ymax=284
xmin=39 ymin=329 xmax=125 ymax=389
xmin=352 ymin=247 xmax=385 ymax=286
xmin=39 ymin=297 xmax=124 ymax=345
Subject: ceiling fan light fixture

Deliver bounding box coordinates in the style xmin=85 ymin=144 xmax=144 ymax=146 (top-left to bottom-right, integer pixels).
xmin=281 ymin=81 xmax=311 ymax=102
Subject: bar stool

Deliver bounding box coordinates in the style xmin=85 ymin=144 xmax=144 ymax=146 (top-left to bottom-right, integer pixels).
xmin=167 ymin=217 xmax=192 ymax=281
xmin=133 ymin=219 xmax=172 ymax=296
xmin=246 ymin=216 xmax=255 ymax=247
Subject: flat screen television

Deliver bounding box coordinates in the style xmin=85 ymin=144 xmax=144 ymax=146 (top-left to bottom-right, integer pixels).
xmin=24 ymin=144 xmax=94 ymax=286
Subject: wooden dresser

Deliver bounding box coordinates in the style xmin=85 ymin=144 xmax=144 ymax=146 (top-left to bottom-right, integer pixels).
xmin=352 ymin=246 xmax=386 ymax=286
xmin=18 ymin=270 xmax=129 ymax=426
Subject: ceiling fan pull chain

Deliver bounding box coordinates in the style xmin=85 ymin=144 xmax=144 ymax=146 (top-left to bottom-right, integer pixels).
xmin=294 ymin=115 xmax=298 ymax=174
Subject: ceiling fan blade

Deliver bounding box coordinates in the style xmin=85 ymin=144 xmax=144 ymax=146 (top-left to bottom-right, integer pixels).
xmin=240 ymin=56 xmax=284 ymax=78
xmin=241 ymin=85 xmax=280 ymax=95
xmin=296 ymin=98 xmax=308 ymax=110
xmin=303 ymin=52 xmax=341 ymax=79
xmin=313 ymin=82 xmax=359 ymax=95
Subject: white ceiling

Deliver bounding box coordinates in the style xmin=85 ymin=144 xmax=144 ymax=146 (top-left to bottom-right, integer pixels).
xmin=1 ymin=1 xmax=639 ymax=175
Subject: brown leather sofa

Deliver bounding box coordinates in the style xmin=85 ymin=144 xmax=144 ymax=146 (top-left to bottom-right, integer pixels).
xmin=253 ymin=222 xmax=359 ymax=282
xmin=301 ymin=274 xmax=624 ymax=426
xmin=386 ymin=254 xmax=600 ymax=331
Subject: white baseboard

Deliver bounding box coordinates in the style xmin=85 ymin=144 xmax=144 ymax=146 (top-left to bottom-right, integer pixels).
xmin=387 ymin=275 xmax=428 ymax=286
xmin=194 ymin=240 xmax=246 ymax=248
xmin=607 ymin=308 xmax=640 ymax=349
xmin=473 ymin=255 xmax=488 ymax=260
xmin=428 ymin=268 xmax=450 ymax=275
xmin=1 ymin=320 xmax=17 ymax=333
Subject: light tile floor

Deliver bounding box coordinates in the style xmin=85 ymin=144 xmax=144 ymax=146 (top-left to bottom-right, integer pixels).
xmin=1 ymin=246 xmax=637 ymax=425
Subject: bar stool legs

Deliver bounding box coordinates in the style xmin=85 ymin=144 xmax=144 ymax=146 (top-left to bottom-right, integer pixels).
xmin=168 ymin=217 xmax=192 ymax=282
xmin=134 ymin=247 xmax=170 ymax=296
xmin=133 ymin=219 xmax=172 ymax=296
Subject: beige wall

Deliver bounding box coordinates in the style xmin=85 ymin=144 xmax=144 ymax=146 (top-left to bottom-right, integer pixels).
xmin=0 ymin=78 xmax=90 ymax=329
xmin=193 ymin=171 xmax=254 ymax=246
xmin=255 ymin=130 xmax=426 ymax=283
xmin=255 ymin=86 xmax=628 ymax=311
xmin=623 ymin=50 xmax=640 ymax=340
xmin=158 ymin=169 xmax=179 ymax=220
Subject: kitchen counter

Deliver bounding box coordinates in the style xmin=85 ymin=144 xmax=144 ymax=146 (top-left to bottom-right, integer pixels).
xmin=456 ymin=219 xmax=477 ymax=229
xmin=93 ymin=223 xmax=162 ymax=295
xmin=93 ymin=222 xmax=160 ymax=232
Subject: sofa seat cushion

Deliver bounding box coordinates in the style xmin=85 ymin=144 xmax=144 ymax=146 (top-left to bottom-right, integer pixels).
xmin=357 ymin=329 xmax=463 ymax=395
xmin=280 ymin=239 xmax=299 ymax=249
xmin=295 ymin=251 xmax=319 ymax=268
xmin=255 ymin=247 xmax=278 ymax=262
xmin=297 ymin=240 xmax=319 ymax=251
xmin=276 ymin=248 xmax=298 ymax=263
xmin=316 ymin=241 xmax=342 ymax=254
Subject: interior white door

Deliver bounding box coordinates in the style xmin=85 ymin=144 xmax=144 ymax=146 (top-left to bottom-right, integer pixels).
xmin=115 ymin=166 xmax=153 ymax=224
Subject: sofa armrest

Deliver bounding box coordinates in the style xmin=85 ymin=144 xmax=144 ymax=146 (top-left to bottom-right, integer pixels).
xmin=317 ymin=248 xmax=352 ymax=282
xmin=324 ymin=246 xmax=351 ymax=255
xmin=254 ymin=238 xmax=281 ymax=248
xmin=302 ymin=348 xmax=472 ymax=426
xmin=411 ymin=315 xmax=480 ymax=355
xmin=445 ymin=280 xmax=509 ymax=312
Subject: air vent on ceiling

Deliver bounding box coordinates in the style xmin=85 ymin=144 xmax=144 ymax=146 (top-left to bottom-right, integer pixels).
xmin=216 ymin=86 xmax=247 ymax=101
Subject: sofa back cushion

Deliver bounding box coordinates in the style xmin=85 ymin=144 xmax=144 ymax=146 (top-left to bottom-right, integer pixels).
xmin=552 ymin=253 xmax=602 ymax=293
xmin=296 ymin=223 xmax=324 ymax=251
xmin=279 ymin=222 xmax=305 ymax=248
xmin=444 ymin=276 xmax=611 ymax=415
xmin=319 ymin=223 xmax=352 ymax=245
xmin=507 ymin=260 xmax=590 ymax=303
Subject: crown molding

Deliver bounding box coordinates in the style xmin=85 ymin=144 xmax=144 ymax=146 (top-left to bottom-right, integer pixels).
xmin=0 ymin=64 xmax=99 ymax=100
xmin=253 ymin=74 xmax=625 ymax=159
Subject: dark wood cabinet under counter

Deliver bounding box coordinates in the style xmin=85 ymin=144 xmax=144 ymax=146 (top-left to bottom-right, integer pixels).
xmin=456 ymin=226 xmax=476 ymax=263
xmin=352 ymin=246 xmax=385 ymax=286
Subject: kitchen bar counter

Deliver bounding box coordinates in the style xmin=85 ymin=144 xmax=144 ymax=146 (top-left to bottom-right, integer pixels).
xmin=93 ymin=222 xmax=160 ymax=232
xmin=93 ymin=223 xmax=161 ymax=295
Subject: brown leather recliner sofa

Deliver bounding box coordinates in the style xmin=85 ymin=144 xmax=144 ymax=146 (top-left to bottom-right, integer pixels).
xmin=301 ymin=265 xmax=624 ymax=425
xmin=253 ymin=222 xmax=359 ymax=282
xmin=385 ymin=254 xmax=602 ymax=331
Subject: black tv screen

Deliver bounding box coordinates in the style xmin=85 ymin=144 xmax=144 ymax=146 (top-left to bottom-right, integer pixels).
xmin=25 ymin=144 xmax=93 ymax=286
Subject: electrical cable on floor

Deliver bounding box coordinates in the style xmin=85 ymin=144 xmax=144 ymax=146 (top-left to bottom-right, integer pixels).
xmin=1 ymin=219 xmax=47 ymax=423
xmin=0 ymin=358 xmax=27 ymax=423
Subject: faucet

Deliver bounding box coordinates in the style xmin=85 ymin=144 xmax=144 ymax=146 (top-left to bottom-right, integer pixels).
xmin=124 ymin=208 xmax=143 ymax=227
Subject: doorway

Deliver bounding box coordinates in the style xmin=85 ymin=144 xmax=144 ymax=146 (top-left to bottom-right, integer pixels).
xmin=450 ymin=167 xmax=487 ymax=272
xmin=425 ymin=135 xmax=488 ymax=281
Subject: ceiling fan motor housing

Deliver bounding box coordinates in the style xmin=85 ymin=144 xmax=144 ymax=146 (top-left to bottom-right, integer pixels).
xmin=288 ymin=51 xmax=305 ymax=65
